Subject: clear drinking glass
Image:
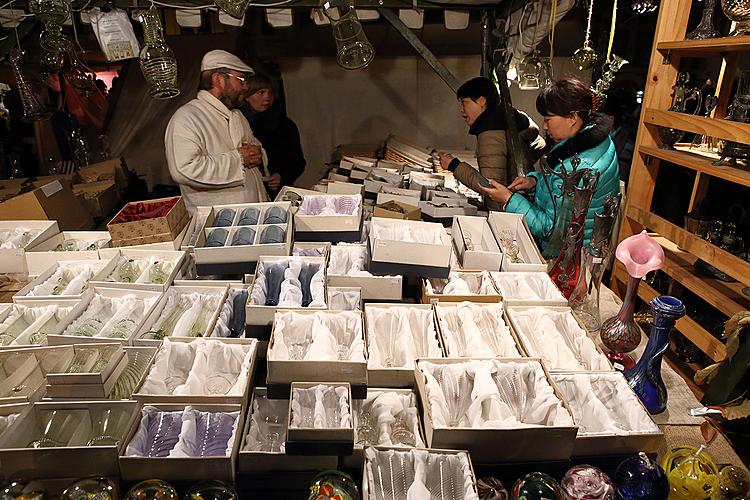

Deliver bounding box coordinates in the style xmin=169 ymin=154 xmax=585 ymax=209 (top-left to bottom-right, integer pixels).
xmin=107 ymin=318 xmax=138 ymax=339
xmin=27 ymin=409 xmax=82 ymax=448
xmin=65 ymin=347 xmax=101 ymax=373
xmin=116 ymin=259 xmax=141 ymax=283
xmin=148 ymin=260 xmax=173 ymax=284
xmin=74 ymin=317 xmax=105 ymax=337
xmin=390 ymin=409 xmax=416 ymax=446
xmin=86 ymin=407 xmax=128 ymax=446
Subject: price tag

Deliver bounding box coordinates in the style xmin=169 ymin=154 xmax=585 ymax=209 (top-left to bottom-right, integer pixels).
xmin=593 ymin=257 xmax=603 ymax=264
xmin=41 ymin=180 xmax=63 ymax=197
xmin=613 ymin=362 xmax=625 ymax=371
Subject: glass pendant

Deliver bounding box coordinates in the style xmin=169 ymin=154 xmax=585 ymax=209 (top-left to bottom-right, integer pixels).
xmin=592 ymin=54 xmax=629 ymax=99
xmin=28 ymin=0 xmax=70 ymax=26
xmin=138 ymin=7 xmax=180 ymax=99
xmin=214 ymin=0 xmax=249 ymax=19
xmin=517 ymin=52 xmax=544 ymax=90
xmin=8 ymin=49 xmax=51 ymax=122
xmin=322 ymin=0 xmax=375 ymax=70
xmin=572 ymin=0 xmax=599 ymax=70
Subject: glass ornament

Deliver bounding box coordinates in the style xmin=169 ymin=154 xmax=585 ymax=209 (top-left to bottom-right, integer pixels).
xmin=60 ymin=477 xmax=118 ymax=500
xmin=27 ymin=0 xmax=70 ymax=26
xmin=124 ymin=480 xmax=178 ymax=500
xmin=307 ymin=470 xmax=360 ymax=500
xmin=711 ymin=465 xmax=750 ymax=499
xmin=512 ymin=472 xmax=563 ymax=500
xmin=9 ymin=49 xmax=51 ymax=122
xmin=687 ymin=0 xmax=721 ymax=39
xmin=661 ymin=445 xmax=718 ymax=499
xmin=614 ymin=452 xmax=670 ymax=500
xmin=561 ymin=464 xmax=615 ymax=499
xmin=213 ymin=0 xmax=249 ymax=19
xmin=321 ymin=0 xmax=375 ymax=70
xmin=138 ymin=7 xmax=180 ymax=100
xmin=478 ymin=477 xmax=509 ymax=500
xmin=0 ymin=480 xmax=46 ymax=500
xmin=183 ymin=480 xmax=237 ymax=500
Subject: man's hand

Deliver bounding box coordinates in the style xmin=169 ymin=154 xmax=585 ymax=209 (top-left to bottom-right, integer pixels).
xmin=508 ymin=175 xmax=537 ymax=193
xmin=480 ymin=179 xmax=514 ymax=206
xmin=239 ymin=144 xmax=263 ymax=167
xmin=437 ymin=152 xmax=454 ymax=171
xmin=267 ymin=173 xmax=282 ymax=190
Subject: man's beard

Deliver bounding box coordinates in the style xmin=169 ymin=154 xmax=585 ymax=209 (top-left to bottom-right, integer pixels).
xmin=219 ymin=91 xmax=243 ymax=110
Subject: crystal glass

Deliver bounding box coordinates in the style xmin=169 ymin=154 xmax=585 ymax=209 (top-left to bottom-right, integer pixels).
xmin=183 ymin=481 xmax=238 ymax=500
xmin=263 ymin=206 xmax=287 ymax=224
xmin=52 ymin=270 xmax=73 ymax=295
xmin=9 ymin=49 xmax=51 ymax=122
xmin=74 ymin=317 xmax=105 ymax=337
xmin=591 ymin=55 xmax=629 ymax=99
xmin=187 ymin=298 xmax=216 ymax=338
xmin=371 ymin=450 xmax=414 ymax=500
xmin=138 ymin=7 xmax=180 ymax=99
xmin=214 ymin=0 xmax=250 ymax=18
xmin=145 ymin=411 xmax=182 ymax=457
xmin=0 ymin=480 xmax=47 ymax=500
xmin=259 ymin=225 xmax=286 ymax=244
xmin=542 ymin=158 xmax=588 ymax=260
xmin=107 ymin=318 xmax=138 ymax=339
xmin=86 ymin=407 xmax=128 ymax=446
xmin=354 ymin=400 xmax=377 ymax=446
xmin=307 ymin=470 xmax=360 ymax=500
xmin=205 ymin=373 xmax=237 ymax=395
xmin=60 ymin=477 xmax=118 ymax=500
xmin=65 ymin=347 xmax=100 ymax=374
xmin=148 ymin=260 xmax=173 ymax=284
xmin=213 ymin=208 xmax=236 ymax=227
xmin=0 ymin=352 xmax=39 ymax=398
xmin=721 ymin=0 xmax=750 ymax=35
xmin=193 ymin=411 xmax=235 ymax=457
xmin=426 ymin=453 xmax=464 ymax=500
xmin=124 ymin=480 xmax=178 ymax=500
xmin=494 ymin=364 xmax=526 ymax=421
xmin=438 ymin=366 xmax=471 ymax=427
xmin=390 ymin=409 xmax=416 ymax=446
xmin=687 ymin=0 xmax=721 ymax=39
xmin=263 ymin=262 xmax=287 ymax=306
xmin=237 ymin=207 xmax=260 ymax=226
xmin=258 ymin=412 xmax=285 ymax=453
xmin=28 ymin=0 xmax=70 ymax=26
xmin=714 ymin=69 xmax=750 ymax=166
xmin=0 ymin=312 xmax=31 ymax=346
xmin=117 ymin=258 xmax=141 ymax=283
xmin=109 ymin=350 xmax=152 ymax=399
xmin=322 ymin=387 xmax=343 ymax=428
xmin=231 ymin=227 xmax=255 ymax=246
xmin=27 ymin=409 xmax=82 ymax=448
xmin=321 ymin=0 xmax=375 ymax=70
xmin=55 ymin=239 xmax=80 ymax=252
xmin=141 ymin=298 xmax=189 ymax=341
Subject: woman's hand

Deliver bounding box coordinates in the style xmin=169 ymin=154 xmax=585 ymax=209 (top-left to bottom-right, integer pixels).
xmin=437 ymin=152 xmax=454 ymax=170
xmin=508 ymin=175 xmax=537 ymax=192
xmin=480 ymin=179 xmax=514 ymax=206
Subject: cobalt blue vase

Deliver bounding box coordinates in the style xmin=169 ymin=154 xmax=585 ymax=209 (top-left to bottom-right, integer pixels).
xmin=624 ymin=295 xmax=686 ymax=414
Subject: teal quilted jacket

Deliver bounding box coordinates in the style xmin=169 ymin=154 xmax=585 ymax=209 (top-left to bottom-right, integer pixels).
xmin=505 ymin=114 xmax=620 ymax=251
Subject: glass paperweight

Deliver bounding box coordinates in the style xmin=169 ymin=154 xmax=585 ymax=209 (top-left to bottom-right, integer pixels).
xmin=712 ymin=465 xmax=750 ymax=499
xmin=512 ymin=472 xmax=563 ymax=500
xmin=615 ymin=452 xmax=670 ymax=500
xmin=478 ymin=477 xmax=509 ymax=500
xmin=0 ymin=480 xmax=46 ymax=500
xmin=307 ymin=470 xmax=360 ymax=500
xmin=561 ymin=464 xmax=616 ymax=499
xmin=661 ymin=445 xmax=718 ymax=499
xmin=60 ymin=477 xmax=118 ymax=500
xmin=183 ymin=480 xmax=238 ymax=500
xmin=124 ymin=480 xmax=178 ymax=500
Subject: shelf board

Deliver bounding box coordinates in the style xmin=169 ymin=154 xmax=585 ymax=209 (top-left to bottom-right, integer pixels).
xmin=626 ymin=205 xmax=750 ymax=287
xmin=614 ymin=265 xmax=728 ymax=362
xmin=657 ymin=36 xmax=750 ymax=55
xmin=639 ymin=145 xmax=750 ymax=187
xmin=643 ymin=109 xmax=750 ymax=145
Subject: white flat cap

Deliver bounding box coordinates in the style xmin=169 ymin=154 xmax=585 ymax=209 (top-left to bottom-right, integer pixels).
xmin=200 ymin=49 xmax=254 ymax=74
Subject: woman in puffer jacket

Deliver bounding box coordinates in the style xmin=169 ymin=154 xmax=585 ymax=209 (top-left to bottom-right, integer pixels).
xmin=481 ymin=76 xmax=620 ymax=250
xmin=437 ymin=77 xmax=545 ymax=211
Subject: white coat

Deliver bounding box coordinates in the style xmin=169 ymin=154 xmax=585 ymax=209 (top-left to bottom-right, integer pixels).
xmin=165 ymin=90 xmax=269 ymax=214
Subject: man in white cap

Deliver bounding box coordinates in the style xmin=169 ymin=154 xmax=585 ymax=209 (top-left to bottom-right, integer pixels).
xmin=165 ymin=49 xmax=269 ymax=214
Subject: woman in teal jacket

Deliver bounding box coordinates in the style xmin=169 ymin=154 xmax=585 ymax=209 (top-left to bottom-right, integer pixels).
xmin=481 ymin=77 xmax=620 ymax=251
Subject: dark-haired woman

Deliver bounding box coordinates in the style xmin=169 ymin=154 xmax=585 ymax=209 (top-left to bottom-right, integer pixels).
xmin=481 ymin=76 xmax=620 ymax=250
xmin=437 ymin=76 xmax=544 ymax=210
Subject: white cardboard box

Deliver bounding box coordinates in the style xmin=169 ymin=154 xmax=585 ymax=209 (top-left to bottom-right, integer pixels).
xmin=489 ymin=271 xmax=568 ymax=307
xmin=487 ymin=212 xmax=547 ymax=272
xmin=0 ymin=300 xmax=80 ymax=349
xmin=327 ymin=243 xmax=402 ymax=301
xmin=14 ymin=258 xmax=118 ymax=302
xmin=294 ymin=194 xmax=363 ymax=236
xmin=45 ymin=343 xmax=126 ymax=385
xmin=93 ymin=248 xmax=186 ymax=292
xmin=327 ymin=182 xmax=364 ymax=196
xmin=24 ymin=230 xmax=110 ymax=277
xmin=287 ymin=382 xmax=354 ymax=447
xmin=0 ymin=221 xmax=59 ymax=274
xmin=369 ymin=218 xmax=452 ymax=279
xmin=452 ymin=215 xmax=502 ymax=271
xmin=0 ymin=345 xmax=75 ymax=404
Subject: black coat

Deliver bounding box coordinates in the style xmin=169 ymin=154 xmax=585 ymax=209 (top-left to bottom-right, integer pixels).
xmin=243 ymin=103 xmax=306 ymax=192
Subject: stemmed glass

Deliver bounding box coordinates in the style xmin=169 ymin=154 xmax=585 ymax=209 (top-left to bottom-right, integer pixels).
xmin=86 ymin=407 xmax=127 ymax=446
xmin=426 ymin=453 xmax=464 ymax=500
xmin=390 ymin=409 xmax=416 ymax=446
xmin=355 ymin=400 xmax=377 ymax=446
xmin=494 ymin=364 xmax=527 ymax=421
xmin=194 ymin=411 xmax=235 ymax=457
xmin=498 ymin=228 xmax=523 ymax=263
xmin=374 ymin=311 xmax=399 ymax=368
xmin=205 ymin=373 xmax=237 ymax=395
xmin=145 ymin=411 xmax=182 ymax=457
xmin=438 ymin=365 xmax=471 ymax=428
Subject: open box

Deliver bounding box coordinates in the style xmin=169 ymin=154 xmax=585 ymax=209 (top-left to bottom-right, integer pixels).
xmin=0 ymin=403 xmax=28 ymax=440
xmin=364 ymin=303 xmax=443 ymax=388
xmin=487 ymin=212 xmax=546 ymax=272
xmin=414 ymin=357 xmax=578 ymax=463
xmin=107 ymin=196 xmax=188 ymax=246
xmin=132 ymin=337 xmax=258 ymax=407
xmin=0 ymin=300 xmax=79 ymax=349
xmin=286 ymin=382 xmax=354 ymax=455
xmin=133 ymin=284 xmax=229 ymax=347
xmin=294 ymin=193 xmax=363 ymax=243
xmin=119 ymin=402 xmax=243 ymax=481
xmin=419 ymin=201 xmax=478 ymax=222
xmin=44 ymin=349 xmax=130 ymax=400
xmin=361 ymin=447 xmax=478 ymax=500
xmin=0 ymin=345 xmax=75 ymax=404
xmin=327 ymin=182 xmax=364 ymax=196
xmin=267 ymin=310 xmax=367 ymax=395
xmin=45 ymin=287 xmax=163 ymax=346
xmin=0 ymin=400 xmax=139 ymax=480
xmin=452 ymin=216 xmax=502 ymax=271
xmin=93 ymin=248 xmax=186 ymax=292
xmin=551 ymin=371 xmax=664 ymax=456
xmin=193 ymin=202 xmax=293 ymax=275
xmin=45 ymin=342 xmax=126 ymax=384
xmin=328 ymin=286 xmax=362 ymax=312
xmin=14 ymin=258 xmax=118 ymax=302
xmin=490 ymin=271 xmax=568 ymax=307
xmin=24 ymin=230 xmax=110 ymax=276
xmin=368 ymin=217 xmax=452 ymax=279
xmin=433 ymin=302 xmax=523 ymax=358
xmin=238 ymin=387 xmax=338 ymax=472
xmin=506 ymin=305 xmax=613 ymax=372
xmin=327 ymin=243 xmax=402 ymax=301
xmin=0 ymin=220 xmax=59 ymax=274
xmin=421 ymin=271 xmax=502 ymax=304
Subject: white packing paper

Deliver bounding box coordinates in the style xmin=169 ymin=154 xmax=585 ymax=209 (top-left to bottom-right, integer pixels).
xmin=436 ymin=302 xmax=520 ymax=357
xmin=365 ymin=306 xmax=442 ymax=370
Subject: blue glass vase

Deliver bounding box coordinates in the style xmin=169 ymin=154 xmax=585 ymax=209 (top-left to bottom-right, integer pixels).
xmin=624 ymin=295 xmax=686 ymax=414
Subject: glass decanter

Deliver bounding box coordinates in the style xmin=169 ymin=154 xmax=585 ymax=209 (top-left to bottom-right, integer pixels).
xmin=138 ymin=7 xmax=180 ymax=99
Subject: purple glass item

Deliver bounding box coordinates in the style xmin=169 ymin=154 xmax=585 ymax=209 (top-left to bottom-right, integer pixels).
xmin=300 ymin=197 xmax=326 ymax=216
xmin=478 ymin=477 xmax=509 ymax=499
xmin=192 ymin=411 xmax=236 ymax=457
xmin=600 ymin=231 xmax=665 ymax=370
xmin=335 ymin=196 xmax=357 ymax=215
xmin=264 ymin=262 xmax=288 ymax=306
xmin=561 ymin=464 xmax=616 ymax=499
xmin=144 ymin=411 xmax=182 ymax=457
xmin=614 ymin=452 xmax=670 ymax=500
xmin=624 ymin=296 xmax=685 ymax=414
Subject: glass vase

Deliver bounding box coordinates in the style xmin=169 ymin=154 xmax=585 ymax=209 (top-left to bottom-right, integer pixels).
xmin=721 ymin=0 xmax=750 ymax=35
xmin=687 ymin=0 xmax=721 ymax=39
xmin=9 ymin=49 xmax=51 ymax=122
xmin=322 ymin=0 xmax=374 ymax=70
xmin=138 ymin=8 xmax=180 ymax=100
xmin=624 ymin=295 xmax=686 ymax=414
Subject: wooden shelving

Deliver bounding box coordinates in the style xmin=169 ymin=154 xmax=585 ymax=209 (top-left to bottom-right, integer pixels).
xmin=643 ymin=109 xmax=750 ymax=145
xmin=639 ymin=145 xmax=750 ymax=187
xmin=657 ymin=36 xmax=750 ymax=55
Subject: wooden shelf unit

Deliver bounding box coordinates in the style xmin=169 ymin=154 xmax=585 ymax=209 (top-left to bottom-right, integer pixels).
xmin=612 ymin=0 xmax=750 ymax=365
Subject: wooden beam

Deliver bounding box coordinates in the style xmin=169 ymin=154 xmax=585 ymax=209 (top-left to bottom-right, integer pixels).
xmin=639 ymin=145 xmax=750 ymax=187
xmin=688 ymin=171 xmax=710 ymax=212
xmin=713 ymin=52 xmax=739 ymax=120
xmin=657 ymin=36 xmax=750 ymax=55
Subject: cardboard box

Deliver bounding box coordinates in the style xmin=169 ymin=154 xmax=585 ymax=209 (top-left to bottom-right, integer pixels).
xmin=487 ymin=212 xmax=547 ymax=272
xmin=44 ymin=353 xmax=128 ymax=400
xmin=489 ymin=271 xmax=568 ymax=307
xmin=414 ymin=357 xmax=578 ymax=462
xmin=14 ymin=258 xmax=117 ymax=302
xmin=0 ymin=220 xmax=60 ymax=274
xmin=119 ymin=403 xmax=242 ymax=481
xmin=0 ymin=400 xmax=139 ymax=480
xmin=419 ymin=201 xmax=478 ymax=220
xmin=74 ymin=158 xmax=128 ymax=195
xmin=123 ymin=215 xmax=191 ymax=251
xmin=452 ymin=216 xmax=502 ymax=271
xmin=0 ymin=403 xmax=28 ymax=440
xmin=107 ymin=196 xmax=187 ymax=244
xmin=0 ymin=345 xmax=75 ymax=404
xmin=92 ymin=248 xmax=186 ymax=292
xmin=294 ymin=194 xmax=363 ymax=243
xmin=372 ymin=201 xmax=421 ymax=221
xmin=421 ymin=271 xmax=502 ymax=304
xmin=267 ymin=311 xmax=367 ymax=387
xmin=0 ymin=181 xmax=93 ymax=231
xmin=24 ymin=231 xmax=110 ymax=277
xmin=286 ymin=382 xmax=353 ymax=455
xmin=73 ymin=181 xmax=119 ymax=219
xmin=45 ymin=343 xmax=126 ymax=385
xmin=327 ymin=182 xmax=364 ymax=196
xmin=368 ymin=217 xmax=451 ymax=279
xmin=0 ymin=300 xmax=80 ymax=349
xmin=239 ymin=387 xmax=338 ymax=472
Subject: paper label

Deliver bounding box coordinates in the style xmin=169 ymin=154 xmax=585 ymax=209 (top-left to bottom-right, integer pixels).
xmin=341 ymin=366 xmax=353 ymax=374
xmin=593 ymin=257 xmax=603 ymax=264
xmin=41 ymin=180 xmax=63 ymax=197
xmin=15 ymin=249 xmax=24 ymax=256
xmin=613 ymin=362 xmax=625 ymax=371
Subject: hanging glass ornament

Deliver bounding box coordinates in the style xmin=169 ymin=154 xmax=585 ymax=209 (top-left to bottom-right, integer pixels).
xmin=40 ymin=50 xmax=65 ymax=76
xmin=214 ymin=0 xmax=250 ymax=19
xmin=591 ymin=54 xmax=629 ymax=99
xmin=138 ymin=7 xmax=180 ymax=99
xmin=572 ymin=0 xmax=598 ymax=70
xmin=27 ymin=0 xmax=71 ymax=26
xmin=39 ymin=24 xmax=71 ymax=52
xmin=321 ymin=0 xmax=375 ymax=70
xmin=66 ymin=48 xmax=97 ymax=93
xmin=517 ymin=51 xmax=544 ymax=90
xmin=8 ymin=48 xmax=51 ymax=122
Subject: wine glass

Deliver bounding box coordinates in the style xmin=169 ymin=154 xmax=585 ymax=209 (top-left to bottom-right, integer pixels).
xmin=390 ymin=409 xmax=416 ymax=447
xmin=86 ymin=407 xmax=127 ymax=446
xmin=438 ymin=365 xmax=471 ymax=428
xmin=27 ymin=409 xmax=82 ymax=448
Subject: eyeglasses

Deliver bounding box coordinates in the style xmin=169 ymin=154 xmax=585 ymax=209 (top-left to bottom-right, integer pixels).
xmin=221 ymin=72 xmax=248 ymax=84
